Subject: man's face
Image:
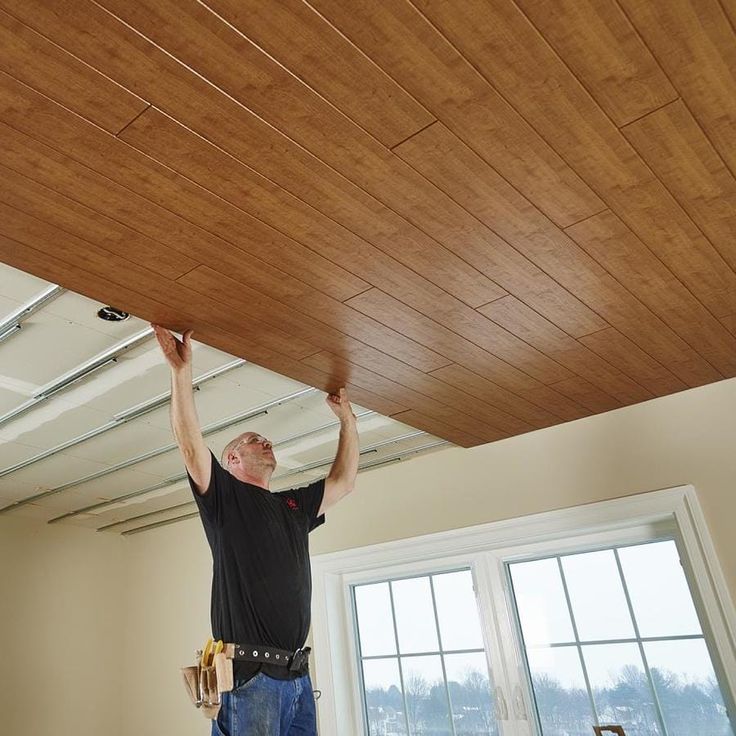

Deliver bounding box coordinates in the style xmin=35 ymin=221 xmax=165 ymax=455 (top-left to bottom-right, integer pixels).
xmin=229 ymin=432 xmax=276 ymax=472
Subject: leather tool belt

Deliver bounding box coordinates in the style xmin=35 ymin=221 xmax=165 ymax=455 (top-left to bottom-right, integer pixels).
xmin=232 ymin=643 xmax=311 ymax=673
xmin=181 ymin=638 xmax=311 ymax=720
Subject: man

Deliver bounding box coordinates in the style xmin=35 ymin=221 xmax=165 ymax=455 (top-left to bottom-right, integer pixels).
xmin=153 ymin=325 xmax=359 ymax=735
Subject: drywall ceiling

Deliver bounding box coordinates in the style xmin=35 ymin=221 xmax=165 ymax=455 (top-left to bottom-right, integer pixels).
xmin=0 ymin=262 xmax=446 ymax=533
xmin=0 ymin=0 xmax=734 ymax=451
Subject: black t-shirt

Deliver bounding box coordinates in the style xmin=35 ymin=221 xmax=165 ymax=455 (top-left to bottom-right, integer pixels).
xmin=188 ymin=452 xmax=325 ymax=681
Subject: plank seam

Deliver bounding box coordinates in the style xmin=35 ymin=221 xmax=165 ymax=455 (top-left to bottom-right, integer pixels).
xmin=115 ymin=102 xmax=152 ymax=137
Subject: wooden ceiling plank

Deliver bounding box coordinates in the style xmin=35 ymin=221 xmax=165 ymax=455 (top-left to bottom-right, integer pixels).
xmin=4 ymin=0 xmax=502 ymax=310
xmin=518 ymin=385 xmax=592 ymax=423
xmin=622 ymin=100 xmax=736 ymax=274
xmin=0 ymin=238 xmax=411 ymax=420
xmin=308 ymin=0 xmax=603 ymax=227
xmin=567 ymin=211 xmax=736 ymax=378
xmin=618 ymin=0 xmax=736 ymax=176
xmin=0 ymin=166 xmax=197 ymax=281
xmin=199 ymin=0 xmax=435 ymax=148
xmin=93 ymin=0 xmax=608 ymax=317
xmin=429 ymin=363 xmax=566 ymax=429
xmin=301 ymin=351 xmax=508 ymax=444
xmin=302 ymin=341 xmax=535 ymax=435
xmin=117 ymin=107 xmax=503 ymax=309
xmin=394 ymin=122 xmax=608 ymax=338
xmin=388 ymin=411 xmax=482 ymax=448
xmin=578 ymin=328 xmax=687 ymax=398
xmin=0 ymin=203 xmax=318 ymax=361
xmin=0 ymin=7 xmax=147 ymax=134
xmin=176 ymin=264 xmax=453 ymax=379
xmin=414 ymin=0 xmax=736 ymax=322
xmin=0 ymin=123 xmax=451 ymax=375
xmin=513 ymin=0 xmax=677 ymax=126
xmin=343 ymin=290 xmax=592 ymax=426
xmin=479 ymin=296 xmax=659 ymax=403
xmin=549 ymin=376 xmax=623 ymax=415
xmin=0 ymin=115 xmax=369 ymax=304
xmin=392 ymin=123 xmax=724 ymax=386
xmin=346 ymin=288 xmax=565 ymax=393
xmin=0 ymin=155 xmax=310 ymax=305
xmin=113 ymin=110 xmax=577 ymax=386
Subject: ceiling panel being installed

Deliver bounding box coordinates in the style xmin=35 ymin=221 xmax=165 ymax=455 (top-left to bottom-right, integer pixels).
xmin=0 ymin=263 xmax=446 ymax=533
xmin=0 ymin=0 xmax=734 ymax=458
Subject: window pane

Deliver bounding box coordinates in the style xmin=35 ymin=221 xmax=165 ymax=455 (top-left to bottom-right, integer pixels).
xmin=444 ymin=652 xmax=498 ymax=735
xmin=527 ymin=645 xmax=594 ymax=736
xmin=583 ymin=642 xmax=662 ymax=736
xmin=355 ymin=583 xmax=397 ymax=657
xmin=618 ymin=541 xmax=701 ymax=637
xmin=509 ymin=558 xmax=575 ymax=645
xmin=433 ymin=570 xmax=484 ymax=651
xmin=402 ymin=655 xmax=451 ymax=735
xmin=644 ymin=639 xmax=734 ymax=736
xmin=392 ymin=576 xmax=439 ymax=654
xmin=362 ymin=658 xmax=407 ymax=736
xmin=561 ymin=550 xmax=635 ymax=641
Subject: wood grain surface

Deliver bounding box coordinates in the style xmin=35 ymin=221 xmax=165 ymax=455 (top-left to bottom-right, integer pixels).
xmin=0 ymin=0 xmax=733 ymax=447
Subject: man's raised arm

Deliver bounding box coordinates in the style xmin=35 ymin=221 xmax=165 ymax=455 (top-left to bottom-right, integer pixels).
xmin=152 ymin=324 xmax=211 ymax=494
xmin=321 ymin=388 xmax=359 ymax=516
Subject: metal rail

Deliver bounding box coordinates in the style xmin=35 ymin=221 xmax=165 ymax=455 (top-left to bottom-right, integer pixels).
xmin=116 ymin=438 xmax=448 ymax=536
xmin=0 ymin=326 xmax=153 ymax=429
xmin=0 ymin=359 xmax=246 ymax=478
xmin=52 ymin=408 xmax=375 ymax=523
xmin=1 ymin=387 xmax=317 ymax=516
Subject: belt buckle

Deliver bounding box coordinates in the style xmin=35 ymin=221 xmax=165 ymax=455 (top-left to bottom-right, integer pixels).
xmin=288 ymin=647 xmax=309 ymax=672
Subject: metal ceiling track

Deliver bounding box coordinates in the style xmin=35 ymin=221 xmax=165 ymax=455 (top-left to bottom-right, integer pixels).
xmin=49 ymin=408 xmax=375 ymax=524
xmin=99 ymin=432 xmax=433 ymax=532
xmin=117 ymin=439 xmax=449 ymax=536
xmin=10 ymin=386 xmax=318 ymax=520
xmin=0 ymin=284 xmax=64 ymax=346
xmin=0 ymin=358 xmax=246 ymax=479
xmin=0 ymin=326 xmax=154 ymax=429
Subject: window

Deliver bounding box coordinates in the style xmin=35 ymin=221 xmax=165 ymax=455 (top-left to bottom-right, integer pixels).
xmin=311 ymin=487 xmax=736 ymax=736
xmin=353 ymin=570 xmax=497 ymax=735
xmin=508 ymin=540 xmax=734 ymax=736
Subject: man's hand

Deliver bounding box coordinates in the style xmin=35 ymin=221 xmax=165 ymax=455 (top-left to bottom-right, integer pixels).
xmin=326 ymin=388 xmax=356 ymax=423
xmin=321 ymin=388 xmax=359 ymax=516
xmin=152 ymin=324 xmax=210 ymax=494
xmin=152 ymin=324 xmax=193 ymax=373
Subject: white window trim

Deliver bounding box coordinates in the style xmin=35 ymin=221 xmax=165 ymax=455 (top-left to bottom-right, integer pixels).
xmin=310 ymin=485 xmax=736 ymax=736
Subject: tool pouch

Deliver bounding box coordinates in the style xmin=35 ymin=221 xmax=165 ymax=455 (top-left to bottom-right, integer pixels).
xmin=181 ymin=643 xmax=234 ymax=720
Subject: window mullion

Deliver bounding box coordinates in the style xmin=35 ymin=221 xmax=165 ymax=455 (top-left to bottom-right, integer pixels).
xmin=388 ymin=580 xmax=412 ymax=736
xmin=428 ymin=575 xmax=458 ymax=736
xmin=556 ymin=557 xmax=600 ymax=730
xmin=613 ymin=548 xmax=670 ymax=736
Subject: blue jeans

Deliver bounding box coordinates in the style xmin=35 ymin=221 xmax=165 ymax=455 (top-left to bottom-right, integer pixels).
xmin=211 ymin=672 xmax=317 ymax=736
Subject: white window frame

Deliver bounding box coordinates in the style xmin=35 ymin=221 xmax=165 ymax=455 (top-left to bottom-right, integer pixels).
xmin=310 ymin=485 xmax=736 ymax=736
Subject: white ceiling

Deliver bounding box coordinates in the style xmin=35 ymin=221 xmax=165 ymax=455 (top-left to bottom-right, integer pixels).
xmin=0 ymin=262 xmax=448 ymax=535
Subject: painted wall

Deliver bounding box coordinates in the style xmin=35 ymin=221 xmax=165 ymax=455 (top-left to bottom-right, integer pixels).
xmin=0 ymin=516 xmax=125 ymax=736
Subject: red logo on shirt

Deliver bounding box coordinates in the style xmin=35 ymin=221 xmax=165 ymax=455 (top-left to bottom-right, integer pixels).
xmin=286 ymin=498 xmax=298 ymax=510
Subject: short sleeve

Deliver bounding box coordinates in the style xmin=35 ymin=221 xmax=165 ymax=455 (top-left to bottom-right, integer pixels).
xmin=276 ymin=478 xmax=326 ymax=532
xmin=187 ymin=451 xmax=231 ymax=528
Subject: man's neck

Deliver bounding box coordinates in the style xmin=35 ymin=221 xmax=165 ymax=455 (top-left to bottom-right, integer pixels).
xmin=230 ymin=467 xmax=272 ymax=490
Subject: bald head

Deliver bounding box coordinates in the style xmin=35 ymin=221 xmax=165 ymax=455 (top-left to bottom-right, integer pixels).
xmin=221 ymin=432 xmax=276 ymax=482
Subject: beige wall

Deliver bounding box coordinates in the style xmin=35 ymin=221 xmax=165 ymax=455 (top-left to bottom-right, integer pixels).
xmin=0 ymin=516 xmax=125 ymax=736
xmin=3 ymin=377 xmax=735 ymax=735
